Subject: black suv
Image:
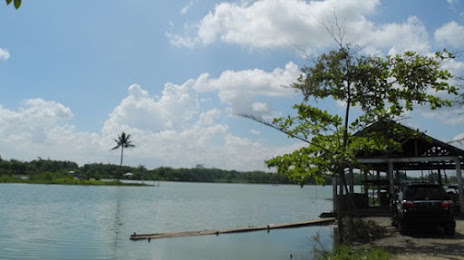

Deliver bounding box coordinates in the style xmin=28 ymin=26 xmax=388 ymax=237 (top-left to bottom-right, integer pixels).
xmin=392 ymin=182 xmax=456 ymax=235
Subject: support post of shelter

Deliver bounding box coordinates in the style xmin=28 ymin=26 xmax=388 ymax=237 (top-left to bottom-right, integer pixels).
xmin=455 ymin=157 xmax=464 ymax=216
xmin=349 ymin=167 xmax=354 ymax=194
xmin=363 ymin=170 xmax=368 ymax=197
xmin=388 ymin=161 xmax=394 ymax=198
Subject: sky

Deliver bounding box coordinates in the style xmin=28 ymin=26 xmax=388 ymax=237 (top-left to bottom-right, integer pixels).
xmin=0 ymin=0 xmax=464 ymax=172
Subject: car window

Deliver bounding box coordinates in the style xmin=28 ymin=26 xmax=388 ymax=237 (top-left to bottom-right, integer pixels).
xmin=405 ymin=185 xmax=445 ymax=198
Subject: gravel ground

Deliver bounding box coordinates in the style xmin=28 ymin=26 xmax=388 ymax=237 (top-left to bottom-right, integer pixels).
xmin=360 ymin=217 xmax=464 ymax=260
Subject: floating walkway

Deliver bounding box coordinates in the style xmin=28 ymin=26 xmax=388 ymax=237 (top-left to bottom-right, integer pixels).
xmin=130 ymin=218 xmax=335 ymax=241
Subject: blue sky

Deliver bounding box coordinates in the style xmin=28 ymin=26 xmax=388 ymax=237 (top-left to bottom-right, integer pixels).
xmin=0 ymin=0 xmax=464 ymax=171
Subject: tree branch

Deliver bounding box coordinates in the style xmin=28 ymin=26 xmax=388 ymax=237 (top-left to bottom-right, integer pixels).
xmin=238 ymin=113 xmax=332 ymax=154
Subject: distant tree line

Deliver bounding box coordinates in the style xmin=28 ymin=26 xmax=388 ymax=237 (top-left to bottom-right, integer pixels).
xmin=1 ymin=157 xmax=455 ymax=186
xmin=0 ymin=157 xmax=338 ymax=185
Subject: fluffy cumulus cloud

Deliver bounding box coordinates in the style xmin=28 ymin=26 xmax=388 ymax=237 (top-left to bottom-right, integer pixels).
xmin=103 ymin=83 xmax=200 ymax=134
xmin=369 ymin=16 xmax=430 ymax=55
xmin=167 ymin=0 xmax=434 ymax=54
xmin=434 ymin=21 xmax=464 ymax=48
xmin=98 ymin=64 xmax=301 ymax=169
xmin=193 ymin=62 xmax=300 ymax=116
xmin=103 ymin=61 xmax=299 ymax=135
xmin=168 ymin=0 xmax=378 ymax=49
xmin=0 ymin=99 xmax=73 ymax=140
xmin=0 ymin=48 xmax=10 ymax=61
xmin=0 ymin=96 xmax=294 ymax=171
xmin=0 ymin=63 xmax=302 ymax=171
xmin=119 ymin=120 xmax=287 ymax=171
xmin=0 ymin=99 xmax=103 ymax=162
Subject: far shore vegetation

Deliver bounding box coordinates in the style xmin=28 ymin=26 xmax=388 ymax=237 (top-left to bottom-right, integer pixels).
xmin=0 ymin=173 xmax=145 ymax=186
xmin=0 ymin=157 xmax=313 ymax=185
xmin=0 ymin=157 xmax=455 ymax=186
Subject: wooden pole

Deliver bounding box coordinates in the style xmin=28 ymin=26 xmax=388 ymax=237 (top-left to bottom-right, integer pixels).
xmin=388 ymin=161 xmax=394 ymax=199
xmin=455 ymin=157 xmax=464 ymax=216
xmin=130 ymin=218 xmax=336 ymax=241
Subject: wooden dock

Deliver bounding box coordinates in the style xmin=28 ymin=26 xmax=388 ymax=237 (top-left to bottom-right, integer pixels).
xmin=130 ymin=218 xmax=335 ymax=241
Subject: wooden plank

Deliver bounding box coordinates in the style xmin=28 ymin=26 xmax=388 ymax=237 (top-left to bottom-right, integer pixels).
xmin=130 ymin=218 xmax=335 ymax=241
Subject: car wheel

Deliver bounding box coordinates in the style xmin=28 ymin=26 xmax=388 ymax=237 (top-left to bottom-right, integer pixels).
xmin=445 ymin=223 xmax=456 ymax=236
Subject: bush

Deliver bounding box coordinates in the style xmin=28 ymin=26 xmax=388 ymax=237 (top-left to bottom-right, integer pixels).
xmin=341 ymin=217 xmax=387 ymax=243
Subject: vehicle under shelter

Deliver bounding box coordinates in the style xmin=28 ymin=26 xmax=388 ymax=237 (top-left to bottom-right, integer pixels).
xmin=333 ymin=120 xmax=464 ymax=216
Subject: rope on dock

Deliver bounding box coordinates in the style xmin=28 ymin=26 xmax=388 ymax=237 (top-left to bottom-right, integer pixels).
xmin=130 ymin=218 xmax=336 ymax=241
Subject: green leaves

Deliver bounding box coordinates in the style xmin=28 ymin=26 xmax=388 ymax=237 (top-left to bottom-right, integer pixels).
xmin=262 ymin=46 xmax=458 ymax=186
xmin=295 ymin=48 xmax=456 ymax=124
xmin=6 ymin=0 xmax=21 ymax=9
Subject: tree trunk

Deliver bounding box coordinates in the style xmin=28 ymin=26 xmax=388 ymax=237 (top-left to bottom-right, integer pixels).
xmin=117 ymin=146 xmax=124 ymax=180
xmin=120 ymin=146 xmax=124 ymax=167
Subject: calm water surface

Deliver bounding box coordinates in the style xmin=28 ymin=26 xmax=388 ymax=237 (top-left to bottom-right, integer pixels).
xmin=0 ymin=182 xmax=334 ymax=259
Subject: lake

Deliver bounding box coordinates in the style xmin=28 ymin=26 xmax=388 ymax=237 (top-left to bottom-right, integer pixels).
xmin=0 ymin=182 xmax=335 ymax=259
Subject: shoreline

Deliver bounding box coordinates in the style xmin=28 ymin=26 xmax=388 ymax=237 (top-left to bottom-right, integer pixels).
xmin=0 ymin=178 xmax=150 ymax=186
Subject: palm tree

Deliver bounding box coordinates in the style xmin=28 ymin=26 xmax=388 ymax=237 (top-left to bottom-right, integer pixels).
xmin=111 ymin=132 xmax=135 ymax=168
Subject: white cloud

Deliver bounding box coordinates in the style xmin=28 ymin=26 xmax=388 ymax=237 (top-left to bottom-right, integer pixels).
xmin=0 ymin=48 xmax=10 ymax=61
xmin=434 ymin=21 xmax=464 ymax=48
xmin=180 ymin=0 xmax=194 ymax=15
xmin=421 ymin=108 xmax=464 ymax=126
xmin=0 ymin=99 xmax=104 ymax=162
xmin=0 ymin=95 xmax=297 ymax=171
xmin=252 ymin=102 xmax=269 ymax=113
xmin=165 ymin=31 xmax=199 ymax=48
xmin=194 ymin=62 xmax=300 ymax=116
xmin=168 ymin=0 xmax=380 ymax=49
xmin=97 ymin=63 xmax=303 ymax=169
xmin=167 ymin=0 xmax=433 ymax=54
xmin=451 ymin=133 xmax=464 ymax=148
xmin=103 ymin=83 xmax=200 ymax=134
xmin=0 ymin=60 xmax=304 ymax=171
xmin=0 ymin=99 xmax=72 ymax=138
xmin=198 ymin=109 xmax=222 ymax=126
xmin=98 ymin=64 xmax=302 ymax=169
xmin=102 ymin=108 xmax=296 ymax=171
xmin=369 ymin=16 xmax=430 ymax=55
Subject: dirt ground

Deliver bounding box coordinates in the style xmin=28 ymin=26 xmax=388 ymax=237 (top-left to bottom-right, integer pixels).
xmin=360 ymin=217 xmax=464 ymax=260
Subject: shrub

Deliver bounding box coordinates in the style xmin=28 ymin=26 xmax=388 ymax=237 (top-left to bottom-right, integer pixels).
xmin=341 ymin=217 xmax=387 ymax=243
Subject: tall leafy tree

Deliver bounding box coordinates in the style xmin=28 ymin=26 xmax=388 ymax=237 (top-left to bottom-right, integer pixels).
xmin=111 ymin=132 xmax=135 ymax=168
xmin=257 ymin=47 xmax=457 ymax=187
xmin=5 ymin=0 xmax=21 ymax=9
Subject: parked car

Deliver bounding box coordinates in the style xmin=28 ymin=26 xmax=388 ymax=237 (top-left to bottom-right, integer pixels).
xmin=391 ymin=182 xmax=456 ymax=235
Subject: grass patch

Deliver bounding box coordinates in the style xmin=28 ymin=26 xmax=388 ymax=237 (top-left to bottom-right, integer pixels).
xmin=312 ymin=217 xmax=390 ymax=260
xmin=316 ymin=245 xmax=390 ymax=260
